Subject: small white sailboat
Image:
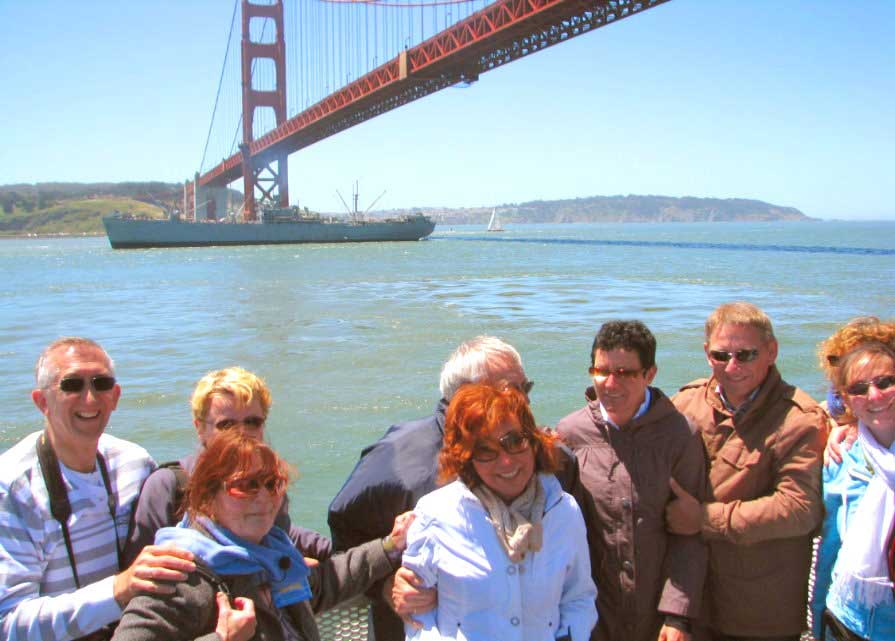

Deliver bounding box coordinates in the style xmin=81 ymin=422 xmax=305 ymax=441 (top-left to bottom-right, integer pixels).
xmin=487 ymin=207 xmax=504 ymax=232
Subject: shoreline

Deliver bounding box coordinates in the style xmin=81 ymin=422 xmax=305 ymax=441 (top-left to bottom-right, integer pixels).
xmin=0 ymin=232 xmax=105 ymax=240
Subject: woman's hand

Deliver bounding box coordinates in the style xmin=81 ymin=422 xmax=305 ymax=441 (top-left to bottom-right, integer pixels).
xmin=215 ymin=592 xmax=256 ymax=641
xmin=387 ymin=511 xmax=416 ymax=552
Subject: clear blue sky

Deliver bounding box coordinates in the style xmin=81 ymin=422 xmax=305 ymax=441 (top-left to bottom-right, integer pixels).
xmin=1 ymin=1 xmax=892 ymax=220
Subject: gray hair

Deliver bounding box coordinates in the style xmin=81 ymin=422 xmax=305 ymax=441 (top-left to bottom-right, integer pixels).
xmin=439 ymin=336 xmax=524 ymax=401
xmin=35 ymin=337 xmax=115 ymax=389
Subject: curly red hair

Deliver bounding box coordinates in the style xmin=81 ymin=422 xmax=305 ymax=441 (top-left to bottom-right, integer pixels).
xmin=439 ymin=382 xmax=559 ymax=489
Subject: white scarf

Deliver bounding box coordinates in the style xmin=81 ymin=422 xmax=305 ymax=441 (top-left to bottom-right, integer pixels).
xmin=471 ymin=474 xmax=546 ymax=563
xmin=829 ymin=421 xmax=895 ymax=610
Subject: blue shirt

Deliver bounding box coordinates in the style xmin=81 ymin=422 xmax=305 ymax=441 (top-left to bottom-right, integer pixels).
xmin=811 ymin=442 xmax=895 ymax=640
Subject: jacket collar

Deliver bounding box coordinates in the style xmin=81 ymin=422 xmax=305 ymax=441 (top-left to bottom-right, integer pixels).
xmin=704 ymin=365 xmax=783 ymax=421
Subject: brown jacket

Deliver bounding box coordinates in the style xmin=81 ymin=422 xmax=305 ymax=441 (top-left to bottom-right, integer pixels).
xmin=672 ymin=366 xmax=826 ymax=637
xmin=557 ymin=386 xmax=708 ymax=641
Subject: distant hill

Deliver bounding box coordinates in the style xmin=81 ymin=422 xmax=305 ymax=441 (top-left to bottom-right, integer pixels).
xmin=0 ymin=183 xmax=813 ymax=235
xmin=375 ymin=195 xmax=813 ymax=224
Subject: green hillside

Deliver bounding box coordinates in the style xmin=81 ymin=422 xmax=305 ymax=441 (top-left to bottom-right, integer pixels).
xmin=0 ymin=197 xmax=164 ymax=236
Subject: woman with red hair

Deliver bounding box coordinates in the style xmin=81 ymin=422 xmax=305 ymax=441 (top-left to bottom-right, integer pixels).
xmin=401 ymin=382 xmax=597 ymax=641
xmin=112 ymin=431 xmax=413 ymax=641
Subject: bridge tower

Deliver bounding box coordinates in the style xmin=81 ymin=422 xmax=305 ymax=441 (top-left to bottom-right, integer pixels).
xmin=240 ymin=0 xmax=288 ymax=221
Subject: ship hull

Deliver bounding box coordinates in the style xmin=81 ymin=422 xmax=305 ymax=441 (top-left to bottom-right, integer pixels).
xmin=102 ymin=216 xmax=436 ymax=249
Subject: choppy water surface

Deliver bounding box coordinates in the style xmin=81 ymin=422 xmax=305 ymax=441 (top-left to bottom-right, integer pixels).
xmin=2 ymin=221 xmax=893 ymax=533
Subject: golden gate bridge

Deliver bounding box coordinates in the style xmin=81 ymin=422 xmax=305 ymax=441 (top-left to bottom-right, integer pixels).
xmin=187 ymin=0 xmax=670 ymax=222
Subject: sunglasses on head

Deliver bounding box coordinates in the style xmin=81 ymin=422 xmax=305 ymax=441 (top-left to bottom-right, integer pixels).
xmin=518 ymin=380 xmax=535 ymax=395
xmin=708 ymin=349 xmax=760 ymax=364
xmin=844 ymin=374 xmax=895 ymax=397
xmin=224 ymin=474 xmax=287 ymax=499
xmin=58 ymin=375 xmax=116 ymax=394
xmin=588 ymin=366 xmax=644 ymax=380
xmin=211 ymin=416 xmax=266 ymax=431
xmin=472 ymin=430 xmax=530 ymax=462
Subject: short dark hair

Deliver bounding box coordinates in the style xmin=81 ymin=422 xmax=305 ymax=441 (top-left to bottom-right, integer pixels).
xmin=590 ymin=320 xmax=657 ymax=370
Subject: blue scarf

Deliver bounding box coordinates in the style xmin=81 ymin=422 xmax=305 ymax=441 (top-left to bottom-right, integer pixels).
xmin=156 ymin=515 xmax=312 ymax=608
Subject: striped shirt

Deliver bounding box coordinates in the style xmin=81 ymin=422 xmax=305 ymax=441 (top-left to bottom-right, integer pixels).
xmin=0 ymin=431 xmax=155 ymax=641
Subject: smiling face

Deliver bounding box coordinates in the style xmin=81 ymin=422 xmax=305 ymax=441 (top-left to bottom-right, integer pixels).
xmin=592 ymin=348 xmax=656 ymax=427
xmin=843 ymin=353 xmax=895 ymax=448
xmin=705 ymin=323 xmax=778 ymax=408
xmin=471 ymin=419 xmax=535 ymax=502
xmin=32 ymin=344 xmax=121 ymax=455
xmin=210 ymin=454 xmax=284 ymax=544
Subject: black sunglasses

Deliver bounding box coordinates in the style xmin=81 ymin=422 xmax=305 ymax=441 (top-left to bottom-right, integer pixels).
xmin=708 ymin=349 xmax=760 ymax=364
xmin=472 ymin=431 xmax=530 ymax=462
xmin=844 ymin=374 xmax=895 ymax=397
xmin=58 ymin=375 xmax=117 ymax=394
xmin=211 ymin=416 xmax=266 ymax=431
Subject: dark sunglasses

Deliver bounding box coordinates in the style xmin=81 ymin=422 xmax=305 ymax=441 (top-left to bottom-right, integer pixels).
xmin=472 ymin=431 xmax=530 ymax=462
xmin=588 ymin=366 xmax=644 ymax=380
xmin=826 ymin=354 xmax=841 ymax=366
xmin=58 ymin=375 xmax=117 ymax=394
xmin=708 ymin=349 xmax=760 ymax=364
xmin=844 ymin=374 xmax=895 ymax=397
xmin=225 ymin=474 xmax=287 ymax=499
xmin=211 ymin=416 xmax=266 ymax=431
xmin=519 ymin=380 xmax=535 ymax=395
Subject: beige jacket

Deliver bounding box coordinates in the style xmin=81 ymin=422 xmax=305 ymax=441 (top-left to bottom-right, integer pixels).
xmin=673 ymin=366 xmax=826 ymax=637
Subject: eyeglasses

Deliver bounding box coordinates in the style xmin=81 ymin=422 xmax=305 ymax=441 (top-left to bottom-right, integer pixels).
xmin=708 ymin=349 xmax=760 ymax=364
xmin=844 ymin=374 xmax=895 ymax=397
xmin=58 ymin=375 xmax=117 ymax=394
xmin=519 ymin=380 xmax=535 ymax=395
xmin=224 ymin=474 xmax=288 ymax=499
xmin=472 ymin=431 xmax=530 ymax=462
xmin=588 ymin=367 xmax=644 ymax=380
xmin=826 ymin=354 xmax=841 ymax=366
xmin=209 ymin=416 xmax=266 ymax=431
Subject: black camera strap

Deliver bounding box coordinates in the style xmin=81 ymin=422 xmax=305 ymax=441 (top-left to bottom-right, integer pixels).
xmin=35 ymin=432 xmax=122 ymax=589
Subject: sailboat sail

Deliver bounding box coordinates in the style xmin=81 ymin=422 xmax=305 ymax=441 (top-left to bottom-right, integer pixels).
xmin=487 ymin=208 xmax=504 ymax=232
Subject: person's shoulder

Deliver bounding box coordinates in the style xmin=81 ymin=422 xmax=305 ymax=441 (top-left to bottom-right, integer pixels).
xmin=824 ymin=440 xmax=868 ymax=486
xmin=555 ymin=405 xmax=591 ymax=438
xmin=675 ymin=378 xmax=711 ymax=397
xmin=98 ymin=432 xmax=154 ymax=463
xmin=0 ymin=431 xmax=42 ymax=486
xmin=415 ymin=480 xmax=465 ymax=512
xmin=542 ymin=474 xmax=583 ymax=517
xmin=0 ymin=432 xmax=46 ymax=517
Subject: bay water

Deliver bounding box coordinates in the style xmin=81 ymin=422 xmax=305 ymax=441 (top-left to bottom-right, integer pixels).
xmin=2 ymin=221 xmax=893 ymax=534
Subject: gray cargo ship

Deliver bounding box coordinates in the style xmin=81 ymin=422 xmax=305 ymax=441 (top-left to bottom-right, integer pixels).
xmin=102 ymin=208 xmax=436 ymax=249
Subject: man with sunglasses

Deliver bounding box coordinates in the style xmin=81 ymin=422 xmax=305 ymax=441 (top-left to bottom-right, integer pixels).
xmin=556 ymin=320 xmax=708 ymax=641
xmin=124 ymin=366 xmax=332 ymax=566
xmin=668 ymin=302 xmax=826 ymax=641
xmin=328 ymin=336 xmax=594 ymax=641
xmin=0 ymin=337 xmax=196 ymax=641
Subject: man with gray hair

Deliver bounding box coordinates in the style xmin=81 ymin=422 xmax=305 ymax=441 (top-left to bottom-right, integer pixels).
xmin=0 ymin=337 xmax=195 ymax=641
xmin=328 ymin=336 xmax=592 ymax=641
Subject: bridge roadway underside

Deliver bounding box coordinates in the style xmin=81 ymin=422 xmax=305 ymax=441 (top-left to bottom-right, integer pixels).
xmin=199 ymin=0 xmax=670 ymax=189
